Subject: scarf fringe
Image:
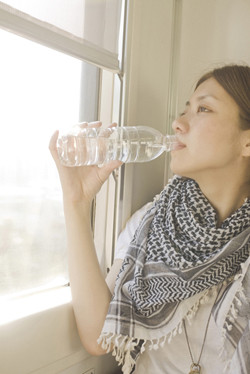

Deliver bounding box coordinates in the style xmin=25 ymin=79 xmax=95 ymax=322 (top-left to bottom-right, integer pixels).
xmin=97 ymin=333 xmax=137 ymax=374
xmin=222 ymin=280 xmax=246 ymax=338
xmin=219 ymin=273 xmax=247 ymax=372
xmin=98 ymin=288 xmax=215 ymax=373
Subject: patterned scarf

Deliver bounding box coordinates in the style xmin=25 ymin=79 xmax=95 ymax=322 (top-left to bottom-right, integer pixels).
xmin=98 ymin=176 xmax=250 ymax=373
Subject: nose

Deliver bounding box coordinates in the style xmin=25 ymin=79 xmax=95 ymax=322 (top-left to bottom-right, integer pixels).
xmin=172 ymin=116 xmax=189 ymax=134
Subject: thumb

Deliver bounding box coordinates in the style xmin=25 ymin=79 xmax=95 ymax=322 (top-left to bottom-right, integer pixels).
xmin=97 ymin=161 xmax=123 ymax=183
xmin=49 ymin=130 xmax=61 ymax=166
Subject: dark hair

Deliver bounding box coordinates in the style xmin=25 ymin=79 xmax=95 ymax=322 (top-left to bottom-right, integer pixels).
xmin=195 ymin=65 xmax=250 ymax=130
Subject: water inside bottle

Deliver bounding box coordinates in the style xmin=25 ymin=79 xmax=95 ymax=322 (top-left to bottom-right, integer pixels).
xmin=104 ymin=138 xmax=165 ymax=163
xmin=57 ymin=125 xmax=178 ymax=166
xmin=57 ymin=135 xmax=166 ymax=166
xmin=124 ymin=140 xmax=165 ymax=162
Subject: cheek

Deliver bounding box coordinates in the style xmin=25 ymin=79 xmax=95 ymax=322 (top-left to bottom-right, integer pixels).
xmin=190 ymin=123 xmax=227 ymax=154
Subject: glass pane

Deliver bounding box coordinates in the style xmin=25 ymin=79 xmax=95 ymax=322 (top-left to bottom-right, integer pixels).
xmin=0 ymin=29 xmax=82 ymax=298
xmin=2 ymin=0 xmax=85 ymax=38
xmin=2 ymin=0 xmax=123 ymax=54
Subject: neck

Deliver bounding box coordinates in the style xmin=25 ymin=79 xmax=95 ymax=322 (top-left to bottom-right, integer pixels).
xmin=193 ymin=169 xmax=249 ymax=226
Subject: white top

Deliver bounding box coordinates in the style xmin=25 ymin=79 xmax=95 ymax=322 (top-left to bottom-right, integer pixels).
xmin=114 ymin=203 xmax=227 ymax=374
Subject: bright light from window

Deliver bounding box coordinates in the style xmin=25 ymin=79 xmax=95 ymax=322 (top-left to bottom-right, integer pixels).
xmin=0 ymin=29 xmax=82 ymax=298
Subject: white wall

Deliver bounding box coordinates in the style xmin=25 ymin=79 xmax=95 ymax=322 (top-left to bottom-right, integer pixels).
xmin=177 ymin=0 xmax=250 ymax=114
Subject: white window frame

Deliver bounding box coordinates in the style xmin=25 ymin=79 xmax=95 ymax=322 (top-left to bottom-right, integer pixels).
xmin=0 ymin=1 xmax=120 ymax=72
xmin=0 ymin=1 xmax=128 ymax=373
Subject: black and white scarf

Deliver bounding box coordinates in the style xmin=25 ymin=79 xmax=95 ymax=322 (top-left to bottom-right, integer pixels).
xmin=98 ymin=175 xmax=250 ymax=373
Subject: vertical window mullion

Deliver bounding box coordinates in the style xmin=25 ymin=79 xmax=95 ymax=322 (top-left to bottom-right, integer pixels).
xmin=79 ymin=62 xmax=101 ymax=123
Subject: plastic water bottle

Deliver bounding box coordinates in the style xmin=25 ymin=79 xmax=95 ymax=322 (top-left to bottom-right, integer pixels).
xmin=57 ymin=125 xmax=178 ymax=167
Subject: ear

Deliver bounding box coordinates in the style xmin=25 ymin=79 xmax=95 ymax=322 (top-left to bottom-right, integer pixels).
xmin=241 ymin=130 xmax=250 ymax=157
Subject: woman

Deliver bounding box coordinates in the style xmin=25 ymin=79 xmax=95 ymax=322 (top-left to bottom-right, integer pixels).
xmin=49 ymin=64 xmax=250 ymax=374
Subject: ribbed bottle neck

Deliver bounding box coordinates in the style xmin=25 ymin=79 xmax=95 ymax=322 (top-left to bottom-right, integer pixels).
xmin=163 ymin=134 xmax=178 ymax=151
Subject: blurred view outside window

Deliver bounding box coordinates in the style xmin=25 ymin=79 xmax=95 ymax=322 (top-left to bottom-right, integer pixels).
xmin=0 ymin=29 xmax=82 ymax=298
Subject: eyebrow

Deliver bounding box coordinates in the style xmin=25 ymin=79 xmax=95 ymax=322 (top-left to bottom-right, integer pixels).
xmin=185 ymin=94 xmax=219 ymax=106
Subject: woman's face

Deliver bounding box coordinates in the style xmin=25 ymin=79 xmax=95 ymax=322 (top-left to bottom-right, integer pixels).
xmin=170 ymin=77 xmax=245 ymax=181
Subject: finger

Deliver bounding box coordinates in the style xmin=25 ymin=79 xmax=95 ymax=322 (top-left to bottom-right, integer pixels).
xmin=109 ymin=122 xmax=117 ymax=128
xmin=77 ymin=122 xmax=89 ymax=129
xmin=89 ymin=121 xmax=102 ymax=128
xmin=49 ymin=130 xmax=59 ymax=154
xmin=49 ymin=130 xmax=63 ymax=168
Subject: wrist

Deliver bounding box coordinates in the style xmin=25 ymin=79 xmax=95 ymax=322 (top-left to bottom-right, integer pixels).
xmin=63 ymin=195 xmax=93 ymax=214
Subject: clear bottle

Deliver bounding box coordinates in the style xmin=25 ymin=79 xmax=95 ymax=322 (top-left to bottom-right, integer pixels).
xmin=57 ymin=125 xmax=178 ymax=167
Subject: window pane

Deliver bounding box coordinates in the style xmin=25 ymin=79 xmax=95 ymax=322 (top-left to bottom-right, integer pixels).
xmin=2 ymin=0 xmax=123 ymax=55
xmin=0 ymin=29 xmax=82 ymax=298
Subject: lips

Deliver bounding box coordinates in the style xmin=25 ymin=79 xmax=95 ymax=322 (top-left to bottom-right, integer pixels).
xmin=171 ymin=140 xmax=186 ymax=151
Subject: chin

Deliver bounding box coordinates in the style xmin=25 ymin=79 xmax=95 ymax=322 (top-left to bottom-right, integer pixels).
xmin=170 ymin=162 xmax=187 ymax=177
xmin=170 ymin=164 xmax=197 ymax=181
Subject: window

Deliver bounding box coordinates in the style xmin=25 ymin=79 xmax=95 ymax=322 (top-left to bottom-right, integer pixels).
xmin=0 ymin=29 xmax=82 ymax=298
xmin=0 ymin=2 xmax=126 ymax=372
xmin=0 ymin=0 xmax=125 ymax=318
xmin=0 ymin=29 xmax=123 ymax=301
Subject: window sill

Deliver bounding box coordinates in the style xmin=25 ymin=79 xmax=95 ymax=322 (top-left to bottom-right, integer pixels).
xmin=0 ymin=287 xmax=120 ymax=374
xmin=0 ymin=285 xmax=72 ymax=325
xmin=0 ymin=286 xmax=88 ymax=373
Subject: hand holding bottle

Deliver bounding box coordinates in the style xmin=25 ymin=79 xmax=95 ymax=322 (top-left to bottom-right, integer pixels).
xmin=49 ymin=121 xmax=122 ymax=203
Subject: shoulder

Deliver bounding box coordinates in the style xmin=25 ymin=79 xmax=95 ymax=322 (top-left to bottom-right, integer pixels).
xmin=114 ymin=201 xmax=153 ymax=260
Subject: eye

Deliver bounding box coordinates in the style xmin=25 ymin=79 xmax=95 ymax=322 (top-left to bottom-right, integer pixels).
xmin=197 ymin=106 xmax=210 ymax=113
